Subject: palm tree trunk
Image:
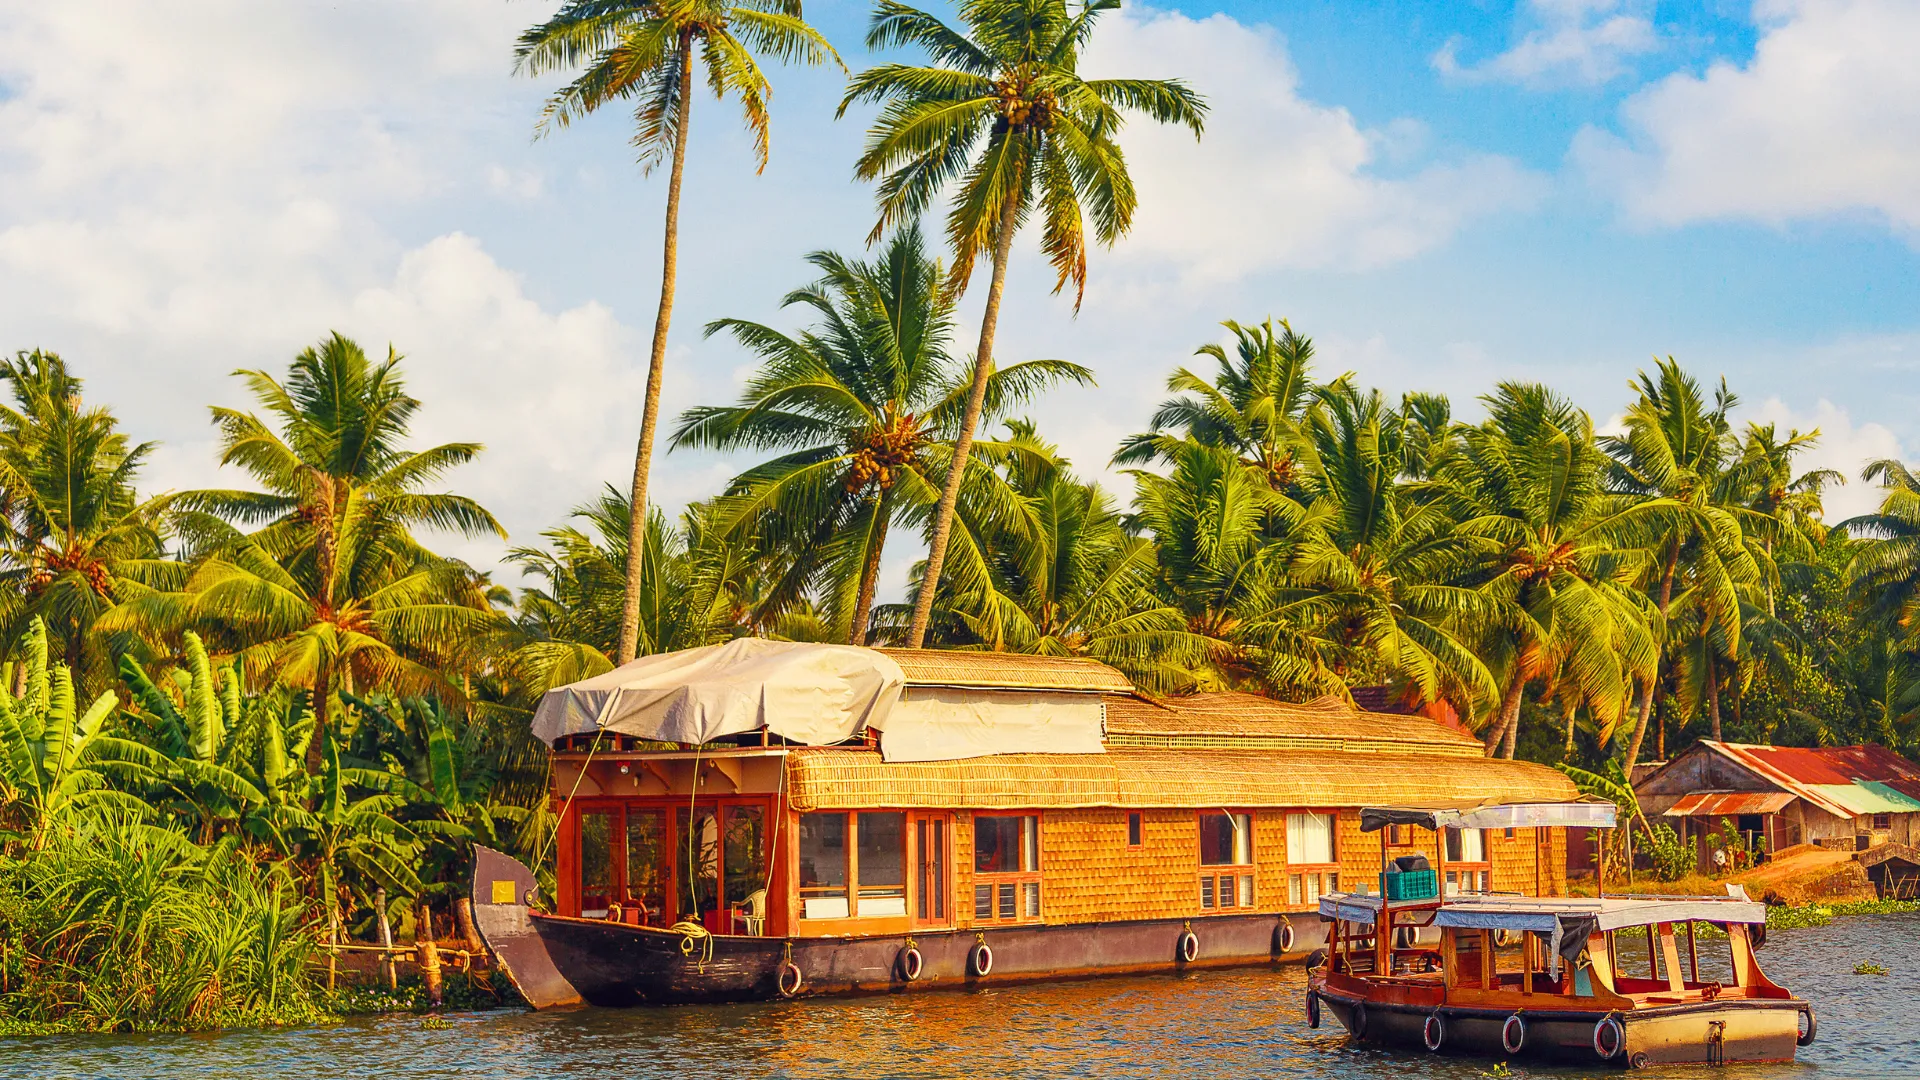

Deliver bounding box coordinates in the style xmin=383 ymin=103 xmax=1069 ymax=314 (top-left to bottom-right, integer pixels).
xmin=1623 ymin=545 xmax=1680 ymax=774
xmin=1707 ymin=657 xmax=1723 ymax=741
xmin=904 ymin=194 xmax=1021 ymax=649
xmin=848 ymin=488 xmax=893 ymax=646
xmin=616 ymin=42 xmax=695 ymax=666
xmin=1485 ymin=669 xmax=1525 ymax=758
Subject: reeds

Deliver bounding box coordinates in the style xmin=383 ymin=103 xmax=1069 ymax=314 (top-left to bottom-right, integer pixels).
xmin=0 ymin=809 xmax=327 ymax=1033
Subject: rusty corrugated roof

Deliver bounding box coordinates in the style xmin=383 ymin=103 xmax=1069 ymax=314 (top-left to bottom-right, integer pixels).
xmin=1662 ymin=791 xmax=1796 ymax=817
xmin=1702 ymin=741 xmax=1920 ymax=819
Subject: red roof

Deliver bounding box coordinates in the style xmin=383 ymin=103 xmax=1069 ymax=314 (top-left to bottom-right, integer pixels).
xmin=1714 ymin=742 xmax=1920 ymax=800
xmin=1662 ymin=791 xmax=1796 ymax=818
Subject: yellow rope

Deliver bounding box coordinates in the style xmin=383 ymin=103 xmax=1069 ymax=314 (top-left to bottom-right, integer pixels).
xmin=530 ymin=731 xmax=602 ymax=908
xmin=669 ymin=919 xmax=714 ymax=970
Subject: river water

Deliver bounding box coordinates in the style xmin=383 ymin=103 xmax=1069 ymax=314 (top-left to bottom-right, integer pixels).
xmin=12 ymin=914 xmax=1917 ymax=1080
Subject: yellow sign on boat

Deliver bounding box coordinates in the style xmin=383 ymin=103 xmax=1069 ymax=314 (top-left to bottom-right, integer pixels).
xmin=492 ymin=879 xmax=518 ymax=904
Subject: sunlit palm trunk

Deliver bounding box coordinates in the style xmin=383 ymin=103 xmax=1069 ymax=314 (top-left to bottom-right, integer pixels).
xmin=1624 ymin=545 xmax=1680 ymax=772
xmin=1485 ymin=668 xmax=1525 ymax=758
xmin=906 ymin=195 xmax=1020 ymax=648
xmin=849 ymin=487 xmax=893 ymax=646
xmin=617 ymin=43 xmax=694 ymax=666
xmin=309 ymin=474 xmax=340 ymax=772
xmin=1707 ymin=656 xmax=1723 ymax=740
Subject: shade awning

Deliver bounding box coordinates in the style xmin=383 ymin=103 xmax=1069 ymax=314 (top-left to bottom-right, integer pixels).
xmin=1662 ymin=791 xmax=1796 ymax=817
xmin=1359 ymin=802 xmax=1617 ymax=833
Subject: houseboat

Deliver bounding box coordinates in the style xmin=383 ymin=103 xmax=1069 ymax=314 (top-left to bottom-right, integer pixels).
xmin=1307 ymin=807 xmax=1815 ymax=1069
xmin=472 ymin=639 xmax=1585 ymax=1006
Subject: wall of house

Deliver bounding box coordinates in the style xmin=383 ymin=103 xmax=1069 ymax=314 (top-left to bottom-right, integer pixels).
xmin=1635 ymin=745 xmax=1773 ymax=817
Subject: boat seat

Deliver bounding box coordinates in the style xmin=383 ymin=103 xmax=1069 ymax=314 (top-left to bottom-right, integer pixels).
xmin=733 ymin=889 xmax=768 ymax=936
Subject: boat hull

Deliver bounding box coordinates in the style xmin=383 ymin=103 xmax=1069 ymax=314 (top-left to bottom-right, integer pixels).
xmin=472 ymin=846 xmax=1327 ymax=1007
xmin=1312 ymin=985 xmax=1805 ymax=1068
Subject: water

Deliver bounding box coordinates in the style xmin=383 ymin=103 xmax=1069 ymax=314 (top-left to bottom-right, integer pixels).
xmin=11 ymin=914 xmax=1918 ymax=1080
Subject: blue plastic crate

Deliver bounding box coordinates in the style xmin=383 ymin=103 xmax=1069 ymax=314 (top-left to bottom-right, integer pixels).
xmin=1381 ymin=868 xmax=1437 ymax=901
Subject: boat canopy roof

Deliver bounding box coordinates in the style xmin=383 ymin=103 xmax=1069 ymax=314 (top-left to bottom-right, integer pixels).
xmin=1357 ymin=801 xmax=1617 ymax=833
xmin=1319 ymin=891 xmax=1766 ymax=932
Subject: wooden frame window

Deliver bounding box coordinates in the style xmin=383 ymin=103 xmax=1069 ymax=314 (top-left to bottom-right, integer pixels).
xmin=1285 ymin=811 xmax=1338 ymax=907
xmin=1444 ymin=826 xmax=1490 ymax=895
xmin=798 ymin=810 xmax=909 ymax=919
xmin=1199 ymin=811 xmax=1255 ymax=911
xmin=973 ymin=814 xmax=1041 ymax=923
xmin=566 ymin=797 xmax=762 ymax=928
xmin=1127 ymin=811 xmax=1144 ymax=848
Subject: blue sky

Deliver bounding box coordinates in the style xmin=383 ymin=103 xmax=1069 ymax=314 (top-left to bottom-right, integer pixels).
xmin=1 ymin=0 xmax=1916 ymax=598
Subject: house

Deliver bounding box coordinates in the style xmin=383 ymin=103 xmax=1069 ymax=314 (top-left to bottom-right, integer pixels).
xmin=1634 ymin=740 xmax=1920 ymax=876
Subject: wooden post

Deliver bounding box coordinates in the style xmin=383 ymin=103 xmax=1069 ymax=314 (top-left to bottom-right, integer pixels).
xmin=455 ymin=897 xmax=483 ymax=954
xmin=418 ymin=940 xmax=444 ymax=1009
xmin=375 ymin=887 xmax=396 ymax=991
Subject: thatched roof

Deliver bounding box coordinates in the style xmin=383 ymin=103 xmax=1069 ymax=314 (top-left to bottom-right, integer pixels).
xmin=876 ymin=649 xmax=1135 ymax=694
xmin=1103 ymin=692 xmax=1484 ymax=757
xmin=785 ymin=746 xmax=1577 ymax=812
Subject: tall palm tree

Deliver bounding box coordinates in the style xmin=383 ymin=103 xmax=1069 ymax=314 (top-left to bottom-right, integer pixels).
xmin=1114 ymin=318 xmax=1327 ymax=497
xmin=515 ymin=0 xmax=843 ymax=665
xmin=941 ymin=422 xmax=1205 ymax=691
xmin=102 ymin=334 xmax=503 ymax=767
xmin=1602 ymin=358 xmax=1758 ymax=770
xmin=1440 ymin=384 xmax=1663 ymax=759
xmin=842 ymin=0 xmax=1207 ymax=647
xmin=0 ymin=351 xmax=179 ymax=687
xmin=674 ymin=226 xmax=1091 ymax=642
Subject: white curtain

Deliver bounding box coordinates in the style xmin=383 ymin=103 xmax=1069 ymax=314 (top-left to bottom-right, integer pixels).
xmin=1287 ymin=812 xmax=1335 ymax=864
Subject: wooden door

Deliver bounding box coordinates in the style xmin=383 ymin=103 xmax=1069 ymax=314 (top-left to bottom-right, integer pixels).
xmin=912 ymin=813 xmax=952 ymax=927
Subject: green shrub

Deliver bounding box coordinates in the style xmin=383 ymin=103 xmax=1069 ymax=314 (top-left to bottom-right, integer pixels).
xmin=1642 ymin=822 xmax=1694 ymax=882
xmin=0 ymin=810 xmax=329 ymax=1033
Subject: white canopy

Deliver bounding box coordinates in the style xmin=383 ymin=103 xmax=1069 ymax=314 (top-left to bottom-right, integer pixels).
xmin=1359 ymin=801 xmax=1617 ymax=833
xmin=873 ymin=688 xmax=1106 ymax=763
xmin=530 ymin=639 xmax=903 ymax=747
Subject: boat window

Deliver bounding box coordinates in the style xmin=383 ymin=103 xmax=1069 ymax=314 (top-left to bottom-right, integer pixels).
xmin=972 ymin=814 xmax=1042 ymax=925
xmin=723 ymin=805 xmax=766 ymax=910
xmin=975 ymin=815 xmax=1038 ymax=873
xmin=857 ymin=812 xmax=907 ymax=917
xmin=1445 ymin=827 xmax=1485 ymax=862
xmin=1286 ymin=812 xmax=1335 ymax=864
xmin=1443 ymin=827 xmax=1490 ymax=894
xmin=625 ymin=809 xmax=668 ymax=921
xmin=580 ymin=810 xmax=615 ymax=918
xmin=1128 ymin=811 xmax=1143 ymax=847
xmin=677 ymin=807 xmax=720 ymax=921
xmin=798 ymin=812 xmax=849 ymax=919
xmin=1200 ymin=813 xmax=1253 ymax=866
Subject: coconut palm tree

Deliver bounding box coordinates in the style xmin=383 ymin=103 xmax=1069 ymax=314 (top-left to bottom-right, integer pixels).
xmin=1114 ymin=318 xmax=1328 ymax=498
xmin=675 ymin=226 xmax=1092 ymax=643
xmin=842 ymin=0 xmax=1206 ymax=647
xmin=515 ymin=0 xmax=843 ymax=666
xmin=937 ymin=422 xmax=1205 ymax=691
xmin=101 ymin=335 xmax=502 ymax=767
xmin=1439 ymin=384 xmax=1664 ymax=759
xmin=1602 ymin=358 xmax=1759 ymax=770
xmin=0 ymin=351 xmax=179 ymax=688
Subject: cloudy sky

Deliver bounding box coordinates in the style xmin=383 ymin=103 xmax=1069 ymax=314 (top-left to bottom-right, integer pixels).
xmin=3 ymin=0 xmax=1917 ymax=599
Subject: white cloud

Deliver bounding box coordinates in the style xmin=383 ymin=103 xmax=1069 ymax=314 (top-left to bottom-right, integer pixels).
xmin=1081 ymin=8 xmax=1545 ymax=284
xmin=1435 ymin=0 xmax=1660 ymax=88
xmin=1739 ymin=398 xmax=1905 ymax=523
xmin=1574 ymin=0 xmax=1920 ymax=231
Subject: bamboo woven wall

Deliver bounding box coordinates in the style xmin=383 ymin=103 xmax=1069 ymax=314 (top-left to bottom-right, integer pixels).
xmin=1035 ymin=809 xmax=1201 ymax=924
xmin=1489 ymin=827 xmax=1570 ymax=896
xmin=953 ymin=813 xmax=975 ymax=929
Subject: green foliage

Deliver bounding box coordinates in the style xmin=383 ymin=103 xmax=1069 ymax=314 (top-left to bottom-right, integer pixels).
xmin=0 ymin=810 xmax=324 ymax=1033
xmin=1642 ymin=822 xmax=1694 ymax=883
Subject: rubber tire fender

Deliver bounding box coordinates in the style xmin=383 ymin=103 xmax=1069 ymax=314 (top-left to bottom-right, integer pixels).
xmin=1593 ymin=1014 xmax=1624 ymax=1060
xmin=1501 ymin=1013 xmax=1526 ymax=1055
xmin=1177 ymin=929 xmax=1200 ymax=964
xmin=1350 ymin=1001 xmax=1369 ymax=1040
xmin=776 ymin=960 xmax=804 ymax=998
xmin=1422 ymin=1012 xmax=1446 ymax=1052
xmin=898 ymin=945 xmax=923 ymax=983
xmin=1798 ymin=1006 xmax=1817 ymax=1047
xmin=969 ymin=941 xmax=994 ymax=978
xmin=1305 ymin=990 xmax=1321 ymax=1029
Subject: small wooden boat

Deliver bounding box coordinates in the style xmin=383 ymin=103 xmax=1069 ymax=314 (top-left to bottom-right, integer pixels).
xmin=1307 ymin=808 xmax=1815 ymax=1069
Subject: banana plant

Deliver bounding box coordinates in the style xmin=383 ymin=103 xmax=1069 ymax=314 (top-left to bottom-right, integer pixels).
xmin=0 ymin=619 xmax=142 ymax=848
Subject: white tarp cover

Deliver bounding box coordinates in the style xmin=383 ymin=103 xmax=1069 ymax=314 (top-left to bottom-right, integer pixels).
xmin=529 ymin=639 xmax=904 ymax=747
xmin=873 ymin=688 xmax=1106 ymax=763
xmin=1360 ymin=802 xmax=1618 ymax=833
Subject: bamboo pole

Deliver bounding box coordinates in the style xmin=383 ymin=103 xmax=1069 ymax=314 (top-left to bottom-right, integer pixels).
xmin=375 ymin=887 xmax=396 ymax=992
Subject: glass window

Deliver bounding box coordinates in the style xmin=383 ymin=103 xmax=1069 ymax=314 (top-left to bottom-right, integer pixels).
xmin=1128 ymin=812 xmax=1143 ymax=847
xmin=975 ymin=815 xmax=1037 ymax=873
xmin=625 ymin=809 xmax=667 ymax=918
xmin=799 ymin=812 xmax=848 ymax=919
xmin=916 ymin=817 xmax=948 ymax=921
xmin=723 ymin=806 xmax=766 ymax=908
xmin=1200 ymin=812 xmax=1253 ymax=866
xmin=857 ymin=812 xmax=907 ymax=916
xmin=1286 ymin=812 xmax=1335 ymax=864
xmin=1446 ymin=827 xmax=1486 ymax=863
xmin=580 ymin=810 xmax=614 ymax=917
xmin=677 ymin=807 xmax=719 ymax=918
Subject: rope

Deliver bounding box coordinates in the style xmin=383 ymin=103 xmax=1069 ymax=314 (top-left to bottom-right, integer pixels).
xmin=669 ymin=919 xmax=714 ymax=971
